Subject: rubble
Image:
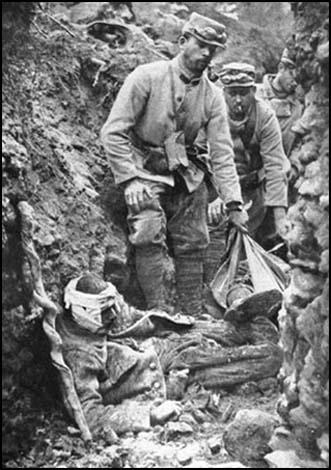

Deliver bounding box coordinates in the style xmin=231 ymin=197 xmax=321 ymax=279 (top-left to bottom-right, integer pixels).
xmin=264 ymin=450 xmax=328 ymax=469
xmin=223 ymin=409 xmax=279 ymax=464
xmin=164 ymin=421 xmax=194 ymax=441
xmin=150 ymin=400 xmax=182 ymax=426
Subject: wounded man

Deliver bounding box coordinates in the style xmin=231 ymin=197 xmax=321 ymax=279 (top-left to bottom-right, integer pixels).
xmin=56 ymin=272 xmax=282 ymax=441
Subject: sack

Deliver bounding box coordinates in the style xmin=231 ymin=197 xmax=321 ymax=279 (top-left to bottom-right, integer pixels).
xmin=210 ymin=229 xmax=290 ymax=309
xmin=210 ymin=229 xmax=242 ymax=309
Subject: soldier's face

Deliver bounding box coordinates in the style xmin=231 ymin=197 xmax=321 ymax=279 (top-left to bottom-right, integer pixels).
xmin=278 ymin=63 xmax=297 ymax=94
xmin=224 ymin=87 xmax=255 ymax=119
xmin=101 ymin=306 xmax=117 ymax=330
xmin=181 ymin=36 xmax=218 ymax=74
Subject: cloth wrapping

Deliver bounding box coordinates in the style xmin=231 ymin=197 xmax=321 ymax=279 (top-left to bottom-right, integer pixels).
xmin=64 ymin=276 xmax=117 ymax=332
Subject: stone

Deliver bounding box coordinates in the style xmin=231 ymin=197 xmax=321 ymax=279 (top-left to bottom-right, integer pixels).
xmin=223 ymin=409 xmax=279 ymax=464
xmin=264 ymin=450 xmax=328 ymax=468
xmin=150 ymin=400 xmax=181 ymax=426
xmin=178 ymin=412 xmax=199 ymax=430
xmin=202 ymin=422 xmax=212 ymax=431
xmin=67 ymin=426 xmax=81 ymax=436
xmin=268 ymin=426 xmax=303 ymax=454
xmin=207 ymin=436 xmax=221 ymax=455
xmin=217 ymin=463 xmax=248 ymax=468
xmin=177 ymin=448 xmax=193 ymax=466
xmin=186 ymin=461 xmax=212 ymax=468
xmin=69 ymin=2 xmax=110 ymax=24
xmin=164 ymin=421 xmax=194 ymax=441
xmin=167 ymin=368 xmax=189 ymax=400
xmin=257 ymin=377 xmax=278 ymax=395
xmin=191 ymin=408 xmax=207 ymax=424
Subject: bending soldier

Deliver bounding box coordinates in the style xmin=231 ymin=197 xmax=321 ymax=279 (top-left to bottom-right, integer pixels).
xmin=101 ymin=13 xmax=248 ymax=317
xmin=204 ymin=62 xmax=290 ymax=288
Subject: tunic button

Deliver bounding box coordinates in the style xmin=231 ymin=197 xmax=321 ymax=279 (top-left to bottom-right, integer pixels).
xmin=150 ymin=362 xmax=157 ymax=370
xmin=177 ymin=97 xmax=182 ymax=102
xmin=154 ymin=381 xmax=161 ymax=389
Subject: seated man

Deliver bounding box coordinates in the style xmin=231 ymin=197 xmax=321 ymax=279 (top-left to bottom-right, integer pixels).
xmin=56 ymin=271 xmax=283 ymax=442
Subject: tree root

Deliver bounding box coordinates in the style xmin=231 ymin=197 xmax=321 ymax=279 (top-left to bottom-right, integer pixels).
xmin=17 ymin=201 xmax=92 ymax=443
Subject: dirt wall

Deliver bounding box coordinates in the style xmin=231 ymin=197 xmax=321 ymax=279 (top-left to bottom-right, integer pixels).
xmin=277 ymin=1 xmax=329 ymax=461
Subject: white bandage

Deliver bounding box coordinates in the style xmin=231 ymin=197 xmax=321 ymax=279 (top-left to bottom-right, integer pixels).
xmin=64 ymin=276 xmax=117 ymax=332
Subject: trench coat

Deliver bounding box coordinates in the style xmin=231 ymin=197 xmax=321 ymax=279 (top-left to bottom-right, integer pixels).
xmin=101 ymin=56 xmax=243 ymax=204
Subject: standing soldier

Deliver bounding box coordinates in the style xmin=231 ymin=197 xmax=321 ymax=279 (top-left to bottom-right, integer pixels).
xmin=204 ymin=63 xmax=290 ymax=287
xmin=256 ymin=48 xmax=303 ymax=158
xmin=256 ymin=48 xmax=305 ymax=203
xmin=101 ymin=13 xmax=248 ymax=317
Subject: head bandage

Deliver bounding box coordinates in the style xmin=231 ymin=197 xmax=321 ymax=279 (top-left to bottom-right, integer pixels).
xmin=64 ymin=276 xmax=117 ymax=332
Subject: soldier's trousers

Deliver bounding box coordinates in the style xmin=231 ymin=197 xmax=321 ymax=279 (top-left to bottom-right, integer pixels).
xmin=127 ymin=179 xmax=209 ymax=313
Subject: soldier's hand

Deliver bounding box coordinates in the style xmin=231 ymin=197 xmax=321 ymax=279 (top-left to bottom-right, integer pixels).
xmin=124 ymin=178 xmax=153 ymax=212
xmin=228 ymin=208 xmax=249 ymax=232
xmin=207 ymin=197 xmax=225 ymax=225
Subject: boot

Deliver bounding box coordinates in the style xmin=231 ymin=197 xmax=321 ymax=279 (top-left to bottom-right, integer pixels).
xmin=174 ymin=253 xmax=204 ymax=317
xmin=224 ymin=288 xmax=283 ymax=324
xmin=135 ymin=246 xmax=168 ymax=311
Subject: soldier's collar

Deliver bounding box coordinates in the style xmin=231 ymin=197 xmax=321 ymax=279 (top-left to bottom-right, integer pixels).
xmin=172 ymin=56 xmax=203 ymax=86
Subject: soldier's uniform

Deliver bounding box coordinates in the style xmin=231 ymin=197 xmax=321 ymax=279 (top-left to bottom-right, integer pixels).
xmin=57 ymin=274 xmax=282 ymax=441
xmin=204 ymin=63 xmax=290 ymax=285
xmin=256 ymin=49 xmax=304 ymax=204
xmin=101 ymin=13 xmax=244 ymax=316
xmin=256 ymin=49 xmax=303 ymax=157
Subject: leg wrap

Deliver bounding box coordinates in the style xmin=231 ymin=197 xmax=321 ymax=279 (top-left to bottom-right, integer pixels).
xmin=174 ymin=253 xmax=204 ymax=317
xmin=135 ymin=246 xmax=167 ymax=310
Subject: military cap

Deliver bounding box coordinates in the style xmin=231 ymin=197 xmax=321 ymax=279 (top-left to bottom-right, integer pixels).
xmin=182 ymin=12 xmax=227 ymax=49
xmin=280 ymin=48 xmax=296 ymax=68
xmin=219 ymin=62 xmax=256 ymax=87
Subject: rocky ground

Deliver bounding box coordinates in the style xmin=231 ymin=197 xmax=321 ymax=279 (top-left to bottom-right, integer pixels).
xmin=2 ymin=2 xmax=316 ymax=468
xmin=3 ymin=380 xmax=280 ymax=468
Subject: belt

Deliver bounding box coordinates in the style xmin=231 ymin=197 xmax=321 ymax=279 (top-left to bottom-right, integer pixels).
xmin=131 ymin=132 xmax=165 ymax=156
xmin=239 ymin=168 xmax=265 ymax=191
xmin=131 ymin=133 xmax=170 ymax=175
xmin=131 ymin=133 xmax=209 ymax=178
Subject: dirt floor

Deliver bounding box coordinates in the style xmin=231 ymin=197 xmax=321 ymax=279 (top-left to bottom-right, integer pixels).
xmin=3 ymin=381 xmax=279 ymax=468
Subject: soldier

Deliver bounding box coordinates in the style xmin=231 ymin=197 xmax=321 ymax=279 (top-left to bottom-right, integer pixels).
xmin=57 ymin=271 xmax=282 ymax=441
xmin=101 ymin=12 xmax=248 ymax=317
xmin=204 ymin=62 xmax=290 ymax=288
xmin=256 ymin=48 xmax=304 ymax=158
xmin=256 ymin=48 xmax=304 ymax=203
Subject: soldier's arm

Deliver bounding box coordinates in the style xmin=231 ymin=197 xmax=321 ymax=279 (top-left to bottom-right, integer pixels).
xmin=206 ymin=91 xmax=243 ymax=206
xmin=259 ymin=107 xmax=291 ymax=237
xmin=259 ymin=107 xmax=290 ymax=209
xmin=206 ymin=92 xmax=249 ymax=230
xmin=64 ymin=349 xmax=118 ymax=443
xmin=100 ymin=67 xmax=150 ymax=186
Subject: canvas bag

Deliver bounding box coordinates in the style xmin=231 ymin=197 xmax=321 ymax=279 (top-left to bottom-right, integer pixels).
xmin=210 ymin=228 xmax=290 ymax=309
